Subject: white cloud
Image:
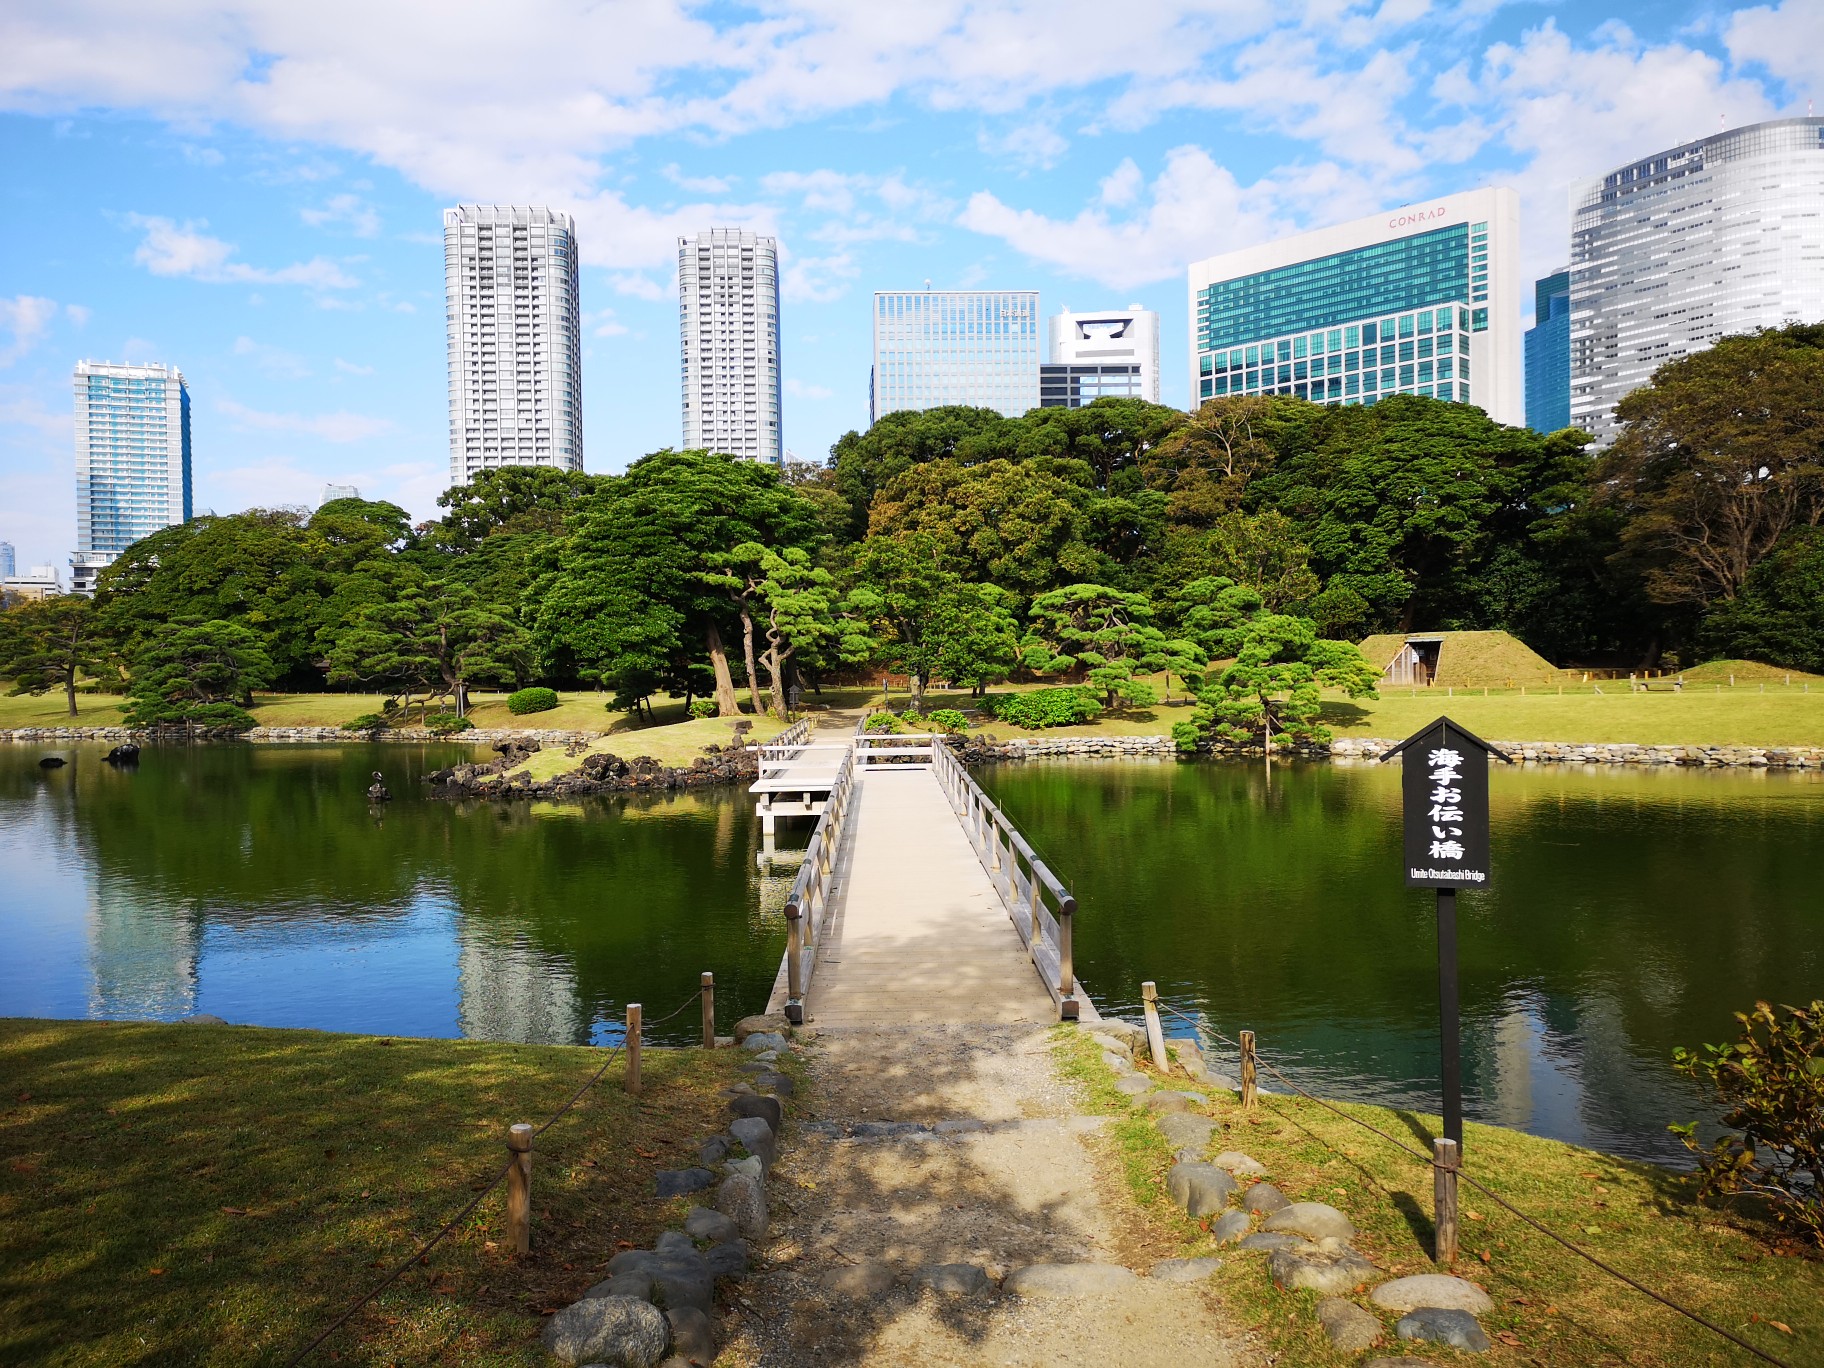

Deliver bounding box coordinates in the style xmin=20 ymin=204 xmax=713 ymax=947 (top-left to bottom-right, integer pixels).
xmin=232 ymin=334 xmax=311 ymax=378
xmin=585 ymin=308 xmax=630 ymax=337
xmin=300 ymin=192 xmax=382 ymax=237
xmin=126 ymin=214 xmax=358 ymax=288
xmin=663 ymin=164 xmax=735 ymax=194
xmin=610 ymin=272 xmax=668 ymax=300
xmin=978 ymin=119 xmax=1070 ymax=169
xmin=785 ymin=378 xmax=833 ymax=400
xmin=333 ymin=357 xmax=375 ymax=375
xmin=65 ymin=303 xmax=91 ymax=327
xmin=1724 ymin=0 xmax=1824 ymax=89
xmin=782 ymin=251 xmax=859 ymax=303
xmin=217 ymin=396 xmax=393 ymax=443
xmin=0 ymin=295 xmax=59 ymax=365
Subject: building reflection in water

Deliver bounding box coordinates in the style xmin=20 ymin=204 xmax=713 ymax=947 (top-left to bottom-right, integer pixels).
xmin=86 ymin=887 xmax=198 ymax=1021
xmin=456 ymin=932 xmax=585 ymax=1044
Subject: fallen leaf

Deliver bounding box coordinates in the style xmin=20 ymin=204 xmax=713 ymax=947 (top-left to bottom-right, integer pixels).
xmin=1496 ymin=1331 xmax=1522 ymax=1346
xmin=148 ymin=1268 xmax=165 ymax=1276
xmin=1466 ymin=1209 xmax=1484 ymax=1221
xmin=9 ymin=1160 xmax=37 ymax=1174
xmin=1584 ymin=1225 xmax=1602 ymax=1235
xmin=1478 ymin=1250 xmax=1491 ymax=1264
xmin=634 ymin=1148 xmax=660 ymax=1159
xmin=580 ymin=1158 xmax=598 ymax=1168
xmin=220 ymin=1207 xmax=248 ymax=1217
xmin=15 ymin=1091 xmax=29 ymax=1102
xmin=1770 ymin=1322 xmax=1793 ymax=1335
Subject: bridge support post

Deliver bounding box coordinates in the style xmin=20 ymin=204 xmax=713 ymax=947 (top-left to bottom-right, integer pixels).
xmin=1141 ymin=981 xmax=1169 ymax=1072
xmin=785 ymin=905 xmax=805 ymax=1025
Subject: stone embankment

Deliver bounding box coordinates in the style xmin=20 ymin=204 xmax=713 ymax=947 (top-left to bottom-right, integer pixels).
xmin=957 ymin=734 xmax=1824 ymax=769
xmin=0 ymin=724 xmax=598 ymax=745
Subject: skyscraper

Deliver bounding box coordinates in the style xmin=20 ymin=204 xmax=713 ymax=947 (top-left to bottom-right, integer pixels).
xmin=1186 ymin=187 xmax=1523 ymax=425
xmin=1525 ymin=269 xmax=1571 ymax=433
xmin=443 ymin=204 xmax=583 ymax=486
xmin=1571 ymin=118 xmax=1824 ymax=445
xmin=71 ymin=360 xmax=192 ymax=595
xmin=0 ymin=541 xmax=14 ymax=579
xmin=870 ymin=290 xmax=1041 ymax=423
xmin=1042 ymin=306 xmax=1161 ymax=408
xmin=678 ymin=230 xmax=782 ymax=465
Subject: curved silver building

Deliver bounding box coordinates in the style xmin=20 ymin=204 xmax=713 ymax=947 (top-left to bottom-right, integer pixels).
xmin=1570 ymin=118 xmax=1824 ymax=445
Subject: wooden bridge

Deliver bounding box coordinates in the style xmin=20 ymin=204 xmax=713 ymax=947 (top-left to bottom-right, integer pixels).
xmin=760 ymin=721 xmax=1093 ymax=1027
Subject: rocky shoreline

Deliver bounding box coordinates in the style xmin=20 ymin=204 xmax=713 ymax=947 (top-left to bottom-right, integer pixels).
xmin=423 ymin=737 xmax=759 ymax=799
xmin=9 ymin=723 xmax=1821 ymax=773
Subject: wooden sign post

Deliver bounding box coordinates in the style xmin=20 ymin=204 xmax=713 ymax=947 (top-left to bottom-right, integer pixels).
xmin=1381 ymin=717 xmax=1509 ymax=1152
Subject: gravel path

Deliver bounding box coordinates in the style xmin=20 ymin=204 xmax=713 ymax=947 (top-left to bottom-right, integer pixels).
xmin=722 ymin=1024 xmax=1259 ymax=1368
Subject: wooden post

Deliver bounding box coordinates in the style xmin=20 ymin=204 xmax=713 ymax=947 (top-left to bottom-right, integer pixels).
xmin=505 ymin=1122 xmax=534 ymax=1255
xmin=625 ymin=1003 xmax=642 ymax=1096
xmin=1239 ymin=1029 xmax=1257 ymax=1111
xmin=784 ymin=904 xmax=804 ymax=1025
xmin=1141 ymin=981 xmax=1168 ymax=1072
xmin=1433 ymin=1137 xmax=1460 ymax=1264
xmin=700 ymin=971 xmax=715 ymax=1050
xmin=1057 ymin=901 xmax=1074 ymax=999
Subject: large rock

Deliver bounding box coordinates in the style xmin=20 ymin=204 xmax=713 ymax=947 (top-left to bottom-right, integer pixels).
xmin=1003 ymin=1263 xmax=1138 ymax=1297
xmin=732 ymin=1014 xmax=788 ymax=1043
xmin=1210 ymin=1210 xmax=1251 ymax=1245
xmin=913 ymin=1263 xmax=994 ymax=1296
xmin=654 ymin=1168 xmax=716 ymax=1199
xmin=704 ymin=1239 xmax=749 ymax=1279
xmin=1396 ymin=1307 xmax=1491 ymax=1352
xmin=1144 ymin=1090 xmax=1208 ymax=1114
xmin=697 ymin=1136 xmax=730 ymax=1167
xmin=1154 ymin=1113 xmax=1217 ymax=1151
xmin=1262 ymin=1201 xmax=1356 ymax=1243
xmin=729 ymin=1115 xmax=777 ymax=1171
xmin=1149 ymin=1257 xmax=1224 ymax=1283
xmin=727 ymin=1093 xmax=783 ymax=1132
xmin=605 ymin=1248 xmax=713 ymax=1314
xmin=1371 ymin=1274 xmax=1495 ymax=1315
xmin=1318 ymin=1297 xmax=1384 ymax=1352
xmin=1166 ymin=1162 xmax=1236 ymax=1217
xmin=1269 ymin=1247 xmax=1377 ymax=1295
xmin=1242 ymin=1182 xmax=1290 ymax=1216
xmin=821 ymin=1260 xmax=897 ymax=1297
xmin=665 ymin=1305 xmax=716 ymax=1366
xmin=684 ymin=1206 xmax=739 ymax=1244
xmin=1095 ymin=1018 xmax=1147 ymax=1051
xmin=1213 ymin=1151 xmax=1267 ymax=1176
xmin=1237 ymin=1232 xmax=1310 ymax=1253
xmin=742 ymin=1031 xmax=790 ymax=1053
xmin=541 ymin=1295 xmax=670 ymax=1367
xmin=585 ymin=1271 xmax=654 ymax=1301
xmin=751 ymin=1070 xmax=796 ymax=1097
xmin=715 ymin=1171 xmax=767 ymax=1240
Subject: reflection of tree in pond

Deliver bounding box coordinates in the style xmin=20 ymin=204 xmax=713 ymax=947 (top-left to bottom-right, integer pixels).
xmin=981 ymin=758 xmax=1824 ymax=1161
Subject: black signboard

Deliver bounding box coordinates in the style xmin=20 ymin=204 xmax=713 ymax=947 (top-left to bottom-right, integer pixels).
xmin=1398 ymin=717 xmax=1494 ymax=889
xmin=1381 ymin=717 xmax=1509 ymax=1151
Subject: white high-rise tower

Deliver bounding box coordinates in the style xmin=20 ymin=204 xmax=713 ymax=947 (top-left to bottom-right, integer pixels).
xmin=443 ymin=205 xmax=583 ymax=486
xmin=679 ymin=230 xmax=782 ymax=465
xmin=71 ymin=360 xmax=192 ymax=594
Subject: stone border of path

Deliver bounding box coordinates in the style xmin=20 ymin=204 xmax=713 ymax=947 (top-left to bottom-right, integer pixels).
xmin=1083 ymin=1019 xmax=1501 ymax=1358
xmin=961 ymin=734 xmax=1824 ymax=769
xmin=0 ymin=725 xmax=601 ymax=744
xmin=540 ymin=1014 xmax=795 ymax=1368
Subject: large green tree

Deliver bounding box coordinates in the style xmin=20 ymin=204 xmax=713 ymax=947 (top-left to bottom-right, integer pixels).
xmin=1700 ymin=527 xmax=1824 ymax=674
xmin=829 ymin=406 xmax=1019 ymax=536
xmin=1599 ymin=327 xmax=1824 ymax=608
xmin=325 ymin=580 xmax=530 ymax=719
xmin=704 ymin=544 xmax=869 ymax=719
xmin=1020 ymin=583 xmax=1203 ymax=710
xmin=1172 ymin=615 xmax=1379 ymax=750
xmin=531 ymin=450 xmax=823 ymax=716
xmin=123 ymin=619 xmax=275 ymax=733
xmin=844 ymin=534 xmax=1020 ymax=707
xmin=0 ymin=595 xmax=118 ymax=716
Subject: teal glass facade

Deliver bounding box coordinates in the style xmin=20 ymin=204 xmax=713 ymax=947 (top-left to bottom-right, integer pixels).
xmin=1195 ymin=221 xmax=1491 ymax=408
xmin=1524 ymin=270 xmax=1571 ymax=432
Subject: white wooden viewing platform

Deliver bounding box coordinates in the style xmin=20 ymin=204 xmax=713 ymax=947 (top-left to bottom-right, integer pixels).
xmin=760 ymin=720 xmax=1095 ymax=1027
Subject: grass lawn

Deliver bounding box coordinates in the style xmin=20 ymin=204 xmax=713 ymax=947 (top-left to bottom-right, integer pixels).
xmin=0 ymin=692 xmax=130 ymax=728
xmin=1053 ymin=1028 xmax=1822 ymax=1368
xmin=506 ymin=714 xmax=794 ymax=781
xmin=0 ymin=1019 xmax=743 ymax=1367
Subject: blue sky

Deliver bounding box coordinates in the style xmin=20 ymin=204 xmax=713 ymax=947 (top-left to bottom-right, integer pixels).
xmin=2 ymin=0 xmax=1820 ymax=574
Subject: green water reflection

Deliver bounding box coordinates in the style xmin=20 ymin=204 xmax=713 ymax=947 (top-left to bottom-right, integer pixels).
xmin=0 ymin=743 xmax=797 ymax=1046
xmin=977 ymin=757 xmax=1824 ymax=1162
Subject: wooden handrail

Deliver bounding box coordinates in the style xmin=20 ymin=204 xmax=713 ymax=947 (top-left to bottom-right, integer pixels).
xmin=781 ymin=744 xmax=856 ymax=1024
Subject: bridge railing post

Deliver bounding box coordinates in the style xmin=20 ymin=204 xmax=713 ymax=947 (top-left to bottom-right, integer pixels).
xmin=1057 ymin=897 xmax=1075 ymax=1000
xmin=785 ymin=904 xmax=805 ymax=1024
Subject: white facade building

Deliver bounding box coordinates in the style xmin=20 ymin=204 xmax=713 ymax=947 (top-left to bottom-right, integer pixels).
xmin=871 ymin=290 xmax=1041 ymax=423
xmin=1186 ymin=187 xmax=1523 ymax=426
xmin=443 ymin=205 xmax=583 ymax=486
xmin=71 ymin=360 xmax=192 ymax=595
xmin=679 ymin=230 xmax=782 ymax=465
xmin=1571 ymin=118 xmax=1824 ymax=445
xmin=1043 ymin=306 xmax=1161 ymax=406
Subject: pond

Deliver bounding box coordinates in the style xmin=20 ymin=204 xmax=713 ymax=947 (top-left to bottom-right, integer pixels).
xmin=977 ymin=756 xmax=1824 ymax=1165
xmin=2 ymin=743 xmax=1818 ymax=1164
xmin=0 ymin=743 xmax=799 ymax=1048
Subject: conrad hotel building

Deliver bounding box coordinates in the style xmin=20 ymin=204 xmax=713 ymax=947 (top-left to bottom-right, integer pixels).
xmin=1187 ymin=187 xmax=1522 ymax=425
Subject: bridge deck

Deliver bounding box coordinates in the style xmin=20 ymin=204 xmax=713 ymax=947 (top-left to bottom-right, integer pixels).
xmin=803 ymin=767 xmax=1056 ymax=1027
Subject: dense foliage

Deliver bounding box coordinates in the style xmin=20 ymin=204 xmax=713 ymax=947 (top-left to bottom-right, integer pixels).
xmin=507 ymin=687 xmax=559 ymax=715
xmin=10 ymin=325 xmax=1819 ymax=718
xmin=987 ymin=686 xmax=1104 ymax=729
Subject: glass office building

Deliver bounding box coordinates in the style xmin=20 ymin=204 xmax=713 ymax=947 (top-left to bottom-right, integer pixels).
xmin=870 ymin=290 xmax=1040 ymax=423
xmin=679 ymin=229 xmax=782 ymax=465
xmin=444 ymin=204 xmax=583 ymax=486
xmin=1046 ymin=306 xmax=1160 ymax=404
xmin=71 ymin=361 xmax=192 ymax=595
xmin=1525 ymin=269 xmax=1571 ymax=433
xmin=1571 ymin=118 xmax=1824 ymax=445
xmin=1186 ymin=187 xmax=1522 ymax=425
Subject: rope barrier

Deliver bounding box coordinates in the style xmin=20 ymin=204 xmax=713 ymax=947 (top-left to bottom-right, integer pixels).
xmin=1144 ymin=997 xmax=1794 ymax=1368
xmin=281 ymin=983 xmax=709 ymax=1367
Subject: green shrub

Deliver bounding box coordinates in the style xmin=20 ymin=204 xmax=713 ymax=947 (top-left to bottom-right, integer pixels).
xmin=863 ymin=710 xmax=903 ymax=733
xmin=927 ymin=708 xmax=971 ymax=734
xmin=898 ymin=708 xmax=926 ymax=727
xmin=1674 ymin=999 xmax=1824 ymax=1244
xmin=507 ymin=687 xmax=559 ymax=715
xmin=424 ymin=713 xmax=475 ymax=734
xmin=340 ymin=713 xmax=389 ymax=732
xmin=689 ymin=698 xmax=718 ymax=719
xmin=986 ymin=686 xmax=1103 ymax=730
